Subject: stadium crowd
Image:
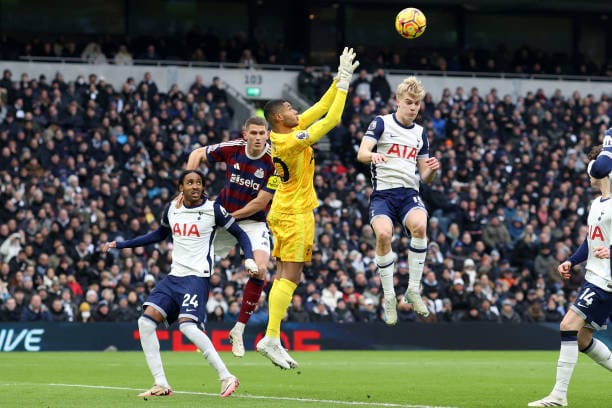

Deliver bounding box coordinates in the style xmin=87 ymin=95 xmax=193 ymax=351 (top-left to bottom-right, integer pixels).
xmin=2 ymin=31 xmax=610 ymax=77
xmin=0 ymin=63 xmax=610 ymax=326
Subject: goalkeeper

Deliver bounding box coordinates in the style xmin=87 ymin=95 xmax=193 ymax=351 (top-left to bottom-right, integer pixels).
xmin=255 ymin=47 xmax=359 ymax=370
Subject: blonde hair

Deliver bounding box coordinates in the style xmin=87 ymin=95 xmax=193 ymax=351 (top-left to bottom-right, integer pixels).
xmin=396 ymin=76 xmax=425 ymax=101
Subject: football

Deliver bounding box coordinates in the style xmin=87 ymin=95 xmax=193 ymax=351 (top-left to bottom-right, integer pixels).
xmin=395 ymin=7 xmax=427 ymax=39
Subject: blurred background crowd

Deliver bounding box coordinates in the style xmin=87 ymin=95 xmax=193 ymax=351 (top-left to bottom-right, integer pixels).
xmin=0 ymin=59 xmax=609 ymax=327
xmin=3 ymin=30 xmax=610 ymax=77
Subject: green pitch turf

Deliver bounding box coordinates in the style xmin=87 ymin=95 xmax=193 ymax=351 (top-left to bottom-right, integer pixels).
xmin=0 ymin=351 xmax=609 ymax=407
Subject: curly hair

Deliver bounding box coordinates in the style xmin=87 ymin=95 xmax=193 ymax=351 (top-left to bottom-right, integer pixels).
xmin=587 ymin=144 xmax=603 ymax=161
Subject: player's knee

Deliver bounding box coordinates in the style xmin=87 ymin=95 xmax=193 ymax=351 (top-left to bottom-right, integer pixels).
xmin=409 ymin=224 xmax=427 ymax=237
xmin=559 ymin=320 xmax=574 ymax=332
xmin=178 ymin=319 xmax=197 ymax=335
xmin=375 ymin=229 xmax=393 ymax=244
xmin=578 ymin=337 xmax=591 ymax=351
xmin=577 ymin=329 xmax=593 ymax=350
xmin=138 ymin=315 xmax=157 ymax=334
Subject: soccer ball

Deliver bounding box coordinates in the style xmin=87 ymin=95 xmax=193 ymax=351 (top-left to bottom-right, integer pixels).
xmin=395 ymin=7 xmax=427 ymax=39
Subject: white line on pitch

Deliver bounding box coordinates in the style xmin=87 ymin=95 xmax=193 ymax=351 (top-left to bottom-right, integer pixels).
xmin=0 ymin=382 xmax=458 ymax=408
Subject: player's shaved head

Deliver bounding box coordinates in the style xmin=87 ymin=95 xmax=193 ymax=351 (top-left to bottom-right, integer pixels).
xmin=263 ymin=99 xmax=287 ymax=124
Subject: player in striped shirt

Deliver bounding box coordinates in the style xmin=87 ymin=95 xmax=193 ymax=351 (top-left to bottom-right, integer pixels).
xmin=186 ymin=116 xmax=279 ymax=358
xmin=529 ymin=144 xmax=612 ymax=407
xmin=357 ymin=76 xmax=440 ymax=324
xmin=101 ymin=170 xmax=257 ymax=398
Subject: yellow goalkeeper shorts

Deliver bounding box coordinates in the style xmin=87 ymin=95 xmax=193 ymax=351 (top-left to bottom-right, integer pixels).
xmin=268 ymin=210 xmax=314 ymax=262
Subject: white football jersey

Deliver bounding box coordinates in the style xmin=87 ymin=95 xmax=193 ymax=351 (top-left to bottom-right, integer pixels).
xmin=364 ymin=114 xmax=429 ymax=191
xmin=162 ymin=199 xmax=235 ymax=278
xmin=585 ymin=196 xmax=612 ymax=290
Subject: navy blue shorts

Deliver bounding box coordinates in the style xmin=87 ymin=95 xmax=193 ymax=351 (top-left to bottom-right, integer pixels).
xmin=570 ymin=281 xmax=612 ymax=330
xmin=144 ymin=275 xmax=210 ymax=327
xmin=369 ymin=188 xmax=427 ymax=229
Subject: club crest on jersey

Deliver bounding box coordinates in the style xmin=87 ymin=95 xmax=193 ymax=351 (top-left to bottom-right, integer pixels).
xmin=173 ymin=223 xmax=201 ymax=237
xmin=386 ymin=144 xmax=417 ymax=160
xmin=254 ymin=168 xmax=264 ymax=178
xmin=295 ymin=131 xmax=309 ymax=140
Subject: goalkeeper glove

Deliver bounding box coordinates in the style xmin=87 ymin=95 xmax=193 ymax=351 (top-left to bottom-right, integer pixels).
xmin=336 ymin=47 xmax=360 ymax=92
xmin=334 ymin=46 xmax=351 ymax=81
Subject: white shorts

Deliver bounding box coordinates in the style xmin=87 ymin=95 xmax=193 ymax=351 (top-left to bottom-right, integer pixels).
xmin=214 ymin=220 xmax=271 ymax=258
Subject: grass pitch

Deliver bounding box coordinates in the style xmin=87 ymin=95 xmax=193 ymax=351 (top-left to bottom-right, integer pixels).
xmin=0 ymin=350 xmax=609 ymax=407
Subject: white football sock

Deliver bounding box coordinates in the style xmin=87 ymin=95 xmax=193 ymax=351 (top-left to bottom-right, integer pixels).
xmin=551 ymin=332 xmax=578 ymax=399
xmin=376 ymin=251 xmax=396 ymax=300
xmin=180 ymin=321 xmax=231 ymax=379
xmin=408 ymin=237 xmax=427 ymax=290
xmin=232 ymin=321 xmax=245 ymax=334
xmin=138 ymin=316 xmax=170 ymax=388
xmin=583 ymin=338 xmax=612 ymax=370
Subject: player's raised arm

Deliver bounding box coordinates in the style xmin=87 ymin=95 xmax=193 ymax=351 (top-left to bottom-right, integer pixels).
xmin=299 ymin=47 xmax=359 ymax=130
xmin=101 ymin=205 xmax=171 ymax=251
xmin=589 ymin=128 xmax=612 ymax=178
xmin=298 ymin=79 xmax=337 ymax=128
xmin=186 ymin=146 xmax=209 ymax=170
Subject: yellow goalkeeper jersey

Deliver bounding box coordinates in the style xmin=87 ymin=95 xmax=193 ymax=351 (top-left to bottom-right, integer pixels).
xmin=269 ymin=83 xmax=347 ymax=214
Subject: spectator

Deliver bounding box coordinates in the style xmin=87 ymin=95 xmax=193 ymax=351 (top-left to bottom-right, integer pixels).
xmin=350 ymin=68 xmax=371 ymax=100
xmin=499 ymin=299 xmax=522 ymax=323
xmin=334 ymin=298 xmax=356 ymax=323
xmin=357 ymin=298 xmax=379 ymax=322
xmin=138 ymin=44 xmax=160 ymax=61
xmin=309 ymin=300 xmax=334 ymax=322
xmin=77 ymin=301 xmax=92 ymax=323
xmin=207 ymin=287 xmax=229 ymax=314
xmin=224 ymin=300 xmax=240 ymax=323
xmin=238 ymin=49 xmax=257 ymax=69
xmin=315 ymin=66 xmax=334 ymax=99
xmin=108 ymin=295 xmax=132 ymax=321
xmin=321 ymin=282 xmax=343 ymax=310
xmin=20 ymin=293 xmax=52 ymax=321
xmin=80 ymin=42 xmax=107 ymax=64
xmin=447 ymin=278 xmax=470 ymax=320
xmin=0 ymin=297 xmax=21 ymax=321
xmin=208 ymin=76 xmax=227 ymax=104
xmin=543 ymin=296 xmax=563 ymax=323
xmin=90 ymin=299 xmax=113 ymax=322
xmin=49 ymin=297 xmax=70 ymax=322
xmin=369 ymin=68 xmax=391 ymax=103
xmin=479 ymin=299 xmax=500 ymax=322
xmin=297 ymin=65 xmax=317 ymax=102
xmin=482 ymin=215 xmax=511 ymax=253
xmin=114 ymin=45 xmax=133 ymax=66
xmin=208 ymin=305 xmax=225 ymax=322
xmin=0 ymin=231 xmax=24 ymax=263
